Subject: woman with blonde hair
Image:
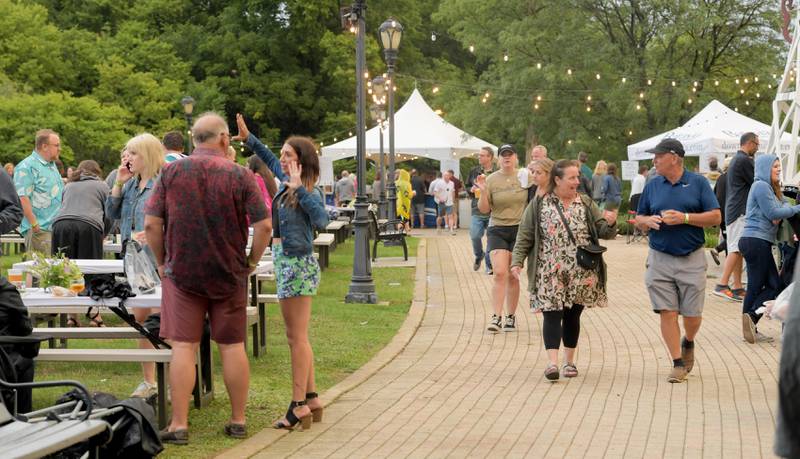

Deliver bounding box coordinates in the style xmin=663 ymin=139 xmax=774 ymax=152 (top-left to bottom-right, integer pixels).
xmin=530 ymin=158 xmax=554 ymax=199
xmin=591 ymin=160 xmax=607 ymax=205
xmin=235 ymin=114 xmax=329 ymax=430
xmin=106 ymin=132 xmax=165 ymax=399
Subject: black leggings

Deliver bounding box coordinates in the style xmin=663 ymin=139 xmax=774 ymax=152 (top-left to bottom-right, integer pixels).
xmin=542 ymin=304 xmax=585 ymax=349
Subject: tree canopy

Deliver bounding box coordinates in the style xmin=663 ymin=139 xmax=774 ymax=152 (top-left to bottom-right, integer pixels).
xmin=0 ymin=0 xmax=786 ymax=173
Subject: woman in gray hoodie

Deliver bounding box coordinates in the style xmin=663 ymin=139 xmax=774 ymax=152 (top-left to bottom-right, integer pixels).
xmin=738 ymin=154 xmax=800 ymax=343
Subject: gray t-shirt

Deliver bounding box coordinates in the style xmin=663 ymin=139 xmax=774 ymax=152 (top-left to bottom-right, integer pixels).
xmin=54 ymin=176 xmax=110 ymax=233
xmin=335 ymin=177 xmax=355 ymax=202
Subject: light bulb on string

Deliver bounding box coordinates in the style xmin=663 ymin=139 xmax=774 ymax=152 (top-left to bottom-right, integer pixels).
xmin=636 ymin=104 xmax=641 ymax=110
xmin=536 ymin=95 xmax=542 ymax=101
xmin=431 ymin=33 xmax=436 ymax=41
xmin=715 ymin=80 xmax=720 ymax=86
xmin=534 ymin=103 xmax=540 ymax=110
xmin=769 ymin=84 xmax=773 ymax=89
xmin=586 ymin=95 xmax=592 ymax=101
xmin=333 ymin=137 xmax=337 ymax=142
xmin=745 ymin=100 xmax=750 ymax=106
xmin=432 ymin=86 xmax=439 ymax=94
xmin=756 ymin=92 xmax=761 ymax=98
xmin=596 ymin=73 xmax=601 ymax=80
xmin=692 ymin=87 xmax=696 ymax=93
xmin=586 ymin=106 xmax=591 ymax=112
xmin=536 ymin=62 xmax=542 ymax=69
xmin=567 ymin=68 xmax=573 ymax=75
xmin=628 ymin=130 xmax=633 ymax=136
xmin=736 ymin=78 xmax=740 ymax=85
xmin=755 ymin=76 xmax=759 ymax=82
xmin=348 ymin=131 xmax=352 ymax=136
xmin=568 ymin=140 xmax=573 ymax=144
xmin=647 ymin=79 xmax=652 ymax=85
xmin=671 ymin=81 xmax=676 ymax=87
xmin=469 ymin=45 xmax=474 ymax=53
xmin=744 ymin=78 xmax=749 ymax=84
xmin=639 ymin=92 xmax=645 ymax=99
xmin=597 ymin=136 xmax=602 ymax=140
xmin=687 ymin=98 xmax=693 ymax=104
xmin=349 ymin=26 xmax=355 ymax=33
xmin=621 ymin=77 xmax=627 ymax=83
xmin=740 ymin=89 xmax=745 ymax=94
xmin=503 ymin=53 xmax=509 ymax=62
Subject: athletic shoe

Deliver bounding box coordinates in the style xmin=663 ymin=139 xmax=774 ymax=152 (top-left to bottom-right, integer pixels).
xmin=503 ymin=314 xmax=516 ymax=332
xmin=667 ymin=366 xmax=688 ymax=383
xmin=712 ymin=284 xmax=736 ymax=301
xmin=742 ymin=313 xmax=756 ymax=344
xmin=487 ymin=314 xmax=502 ymax=332
xmin=131 ymin=381 xmax=158 ymax=399
xmin=709 ymin=249 xmax=720 ymax=266
xmin=681 ymin=338 xmax=695 ymax=373
xmin=731 ymin=288 xmax=746 ymax=301
xmin=486 ymin=268 xmax=493 ymax=275
xmin=473 ymin=257 xmax=482 ymax=271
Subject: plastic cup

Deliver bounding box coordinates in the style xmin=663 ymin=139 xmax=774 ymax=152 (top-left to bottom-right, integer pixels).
xmin=7 ymin=269 xmax=23 ymax=290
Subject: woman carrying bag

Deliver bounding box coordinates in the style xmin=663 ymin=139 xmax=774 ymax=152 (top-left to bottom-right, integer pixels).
xmin=511 ymin=160 xmax=617 ymax=380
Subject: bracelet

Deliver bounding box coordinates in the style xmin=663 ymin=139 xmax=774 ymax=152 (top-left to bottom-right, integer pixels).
xmin=684 ymin=212 xmax=690 ymax=224
xmin=114 ymin=180 xmax=125 ymax=188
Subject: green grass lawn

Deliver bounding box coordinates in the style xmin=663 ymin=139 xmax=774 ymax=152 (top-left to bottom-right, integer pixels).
xmin=12 ymin=236 xmax=419 ymax=458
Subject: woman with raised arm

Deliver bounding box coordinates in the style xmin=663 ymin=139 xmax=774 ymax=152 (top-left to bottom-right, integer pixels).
xmin=233 ymin=114 xmax=329 ymax=430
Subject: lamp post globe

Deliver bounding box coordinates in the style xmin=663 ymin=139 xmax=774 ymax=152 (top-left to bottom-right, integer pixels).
xmin=180 ymin=96 xmax=195 ymax=153
xmin=378 ymin=18 xmax=402 ymax=226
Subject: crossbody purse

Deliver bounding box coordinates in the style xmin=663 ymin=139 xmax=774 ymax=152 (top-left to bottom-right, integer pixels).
xmin=553 ymin=198 xmax=607 ymax=270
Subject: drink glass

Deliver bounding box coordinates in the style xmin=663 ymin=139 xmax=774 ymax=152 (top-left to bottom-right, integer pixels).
xmin=69 ymin=278 xmax=85 ymax=295
xmin=7 ymin=269 xmax=23 ymax=291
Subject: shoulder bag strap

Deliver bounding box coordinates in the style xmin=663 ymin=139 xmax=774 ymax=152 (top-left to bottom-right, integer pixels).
xmin=552 ymin=198 xmax=577 ymax=245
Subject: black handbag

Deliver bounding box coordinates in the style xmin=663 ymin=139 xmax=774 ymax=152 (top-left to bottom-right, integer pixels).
xmin=553 ymin=198 xmax=607 ymax=270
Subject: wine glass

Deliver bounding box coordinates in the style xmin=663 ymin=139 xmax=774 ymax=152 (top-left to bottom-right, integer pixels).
xmin=69 ymin=277 xmax=85 ymax=295
xmin=7 ymin=269 xmax=24 ymax=291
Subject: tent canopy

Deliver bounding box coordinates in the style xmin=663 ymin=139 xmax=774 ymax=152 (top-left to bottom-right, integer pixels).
xmin=627 ymin=100 xmax=791 ymax=161
xmin=321 ymin=89 xmax=496 ymax=165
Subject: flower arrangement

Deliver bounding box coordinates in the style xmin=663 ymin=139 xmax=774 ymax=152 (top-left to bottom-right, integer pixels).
xmin=28 ymin=251 xmax=83 ymax=290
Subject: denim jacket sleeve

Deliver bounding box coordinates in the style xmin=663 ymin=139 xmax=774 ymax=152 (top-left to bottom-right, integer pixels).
xmin=105 ymin=182 xmax=127 ymax=220
xmin=246 ymin=133 xmax=287 ymax=182
xmin=295 ymin=186 xmax=329 ymax=230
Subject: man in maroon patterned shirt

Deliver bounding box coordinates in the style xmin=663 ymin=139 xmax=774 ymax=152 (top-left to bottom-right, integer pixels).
xmin=144 ymin=113 xmax=270 ymax=443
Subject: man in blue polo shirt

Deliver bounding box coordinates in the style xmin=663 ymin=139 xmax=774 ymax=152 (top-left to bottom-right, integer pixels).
xmin=635 ymin=139 xmax=721 ymax=383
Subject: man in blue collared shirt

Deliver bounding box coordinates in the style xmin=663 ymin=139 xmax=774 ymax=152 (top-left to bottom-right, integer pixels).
xmin=635 ymin=138 xmax=721 ymax=384
xmin=13 ymin=129 xmax=65 ymax=254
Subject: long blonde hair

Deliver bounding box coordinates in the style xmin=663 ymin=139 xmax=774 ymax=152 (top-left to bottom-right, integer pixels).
xmin=593 ymin=160 xmax=607 ymax=175
xmin=125 ymin=133 xmax=165 ymax=179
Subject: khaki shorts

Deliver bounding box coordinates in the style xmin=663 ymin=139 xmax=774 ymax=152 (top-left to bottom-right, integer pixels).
xmin=726 ymin=216 xmax=745 ymax=253
xmin=25 ymin=230 xmax=52 ymax=255
xmin=645 ymin=248 xmax=707 ymax=317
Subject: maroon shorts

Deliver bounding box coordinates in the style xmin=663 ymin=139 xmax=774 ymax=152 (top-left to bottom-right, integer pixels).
xmin=160 ymin=277 xmax=247 ymax=344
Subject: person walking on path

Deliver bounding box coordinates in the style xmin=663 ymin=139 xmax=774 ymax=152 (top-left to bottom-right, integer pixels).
xmin=429 ymin=172 xmax=450 ymax=233
xmin=14 ymin=129 xmax=64 ymax=255
xmin=709 ymin=156 xmax=734 ymax=265
xmin=635 ymin=139 xmax=721 ymax=383
xmin=395 ymin=169 xmax=413 ymax=233
xmin=739 ymin=154 xmax=800 ymax=343
xmin=512 ymin=159 xmax=617 ymax=380
xmin=601 ymin=163 xmax=622 ymax=210
xmin=334 ymin=170 xmax=355 ymax=207
xmin=591 ymin=160 xmax=607 ymax=206
xmin=147 ymin=113 xmax=270 ymax=444
xmin=714 ymin=133 xmax=760 ymax=301
xmin=410 ymin=169 xmax=427 ymax=228
xmin=106 ymin=133 xmax=165 ymax=399
xmin=474 ymin=144 xmax=533 ymax=332
xmin=236 ymin=114 xmax=329 ymax=431
xmin=467 ymin=146 xmax=497 ymax=272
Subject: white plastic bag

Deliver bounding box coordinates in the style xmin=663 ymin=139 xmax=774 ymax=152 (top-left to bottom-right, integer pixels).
xmin=123 ymin=240 xmax=160 ymax=294
xmin=760 ymin=282 xmax=793 ymax=322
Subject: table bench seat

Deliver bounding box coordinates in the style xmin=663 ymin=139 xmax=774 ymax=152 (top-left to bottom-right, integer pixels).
xmin=313 ymin=233 xmax=336 ymax=270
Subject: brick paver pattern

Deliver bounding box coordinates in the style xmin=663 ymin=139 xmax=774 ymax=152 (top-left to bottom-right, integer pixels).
xmin=250 ymin=234 xmax=781 ymax=458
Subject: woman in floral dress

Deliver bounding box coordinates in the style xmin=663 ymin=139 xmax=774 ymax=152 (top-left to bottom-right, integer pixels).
xmin=511 ymin=160 xmax=618 ymax=380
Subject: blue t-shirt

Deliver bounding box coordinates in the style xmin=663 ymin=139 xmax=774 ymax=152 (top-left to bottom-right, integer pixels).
xmin=637 ymin=170 xmax=720 ymax=256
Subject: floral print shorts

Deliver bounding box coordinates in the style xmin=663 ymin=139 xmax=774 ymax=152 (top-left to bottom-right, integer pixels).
xmin=273 ymin=243 xmax=321 ymax=299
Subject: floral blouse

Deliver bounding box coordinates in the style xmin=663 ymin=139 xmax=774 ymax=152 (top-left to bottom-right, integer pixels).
xmin=531 ymin=194 xmax=607 ymax=312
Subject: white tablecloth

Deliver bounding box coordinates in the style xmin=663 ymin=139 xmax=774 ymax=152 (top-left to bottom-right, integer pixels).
xmin=13 ymin=259 xmax=124 ymax=275
xmin=22 ymin=287 xmax=161 ymax=309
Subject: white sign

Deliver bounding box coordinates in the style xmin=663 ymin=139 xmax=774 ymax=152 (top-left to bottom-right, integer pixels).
xmin=621 ymin=160 xmax=639 ymax=181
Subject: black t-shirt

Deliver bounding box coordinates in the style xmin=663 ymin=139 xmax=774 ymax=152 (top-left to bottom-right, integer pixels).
xmin=411 ymin=175 xmax=426 ymax=204
xmin=724 ymin=150 xmax=754 ymax=225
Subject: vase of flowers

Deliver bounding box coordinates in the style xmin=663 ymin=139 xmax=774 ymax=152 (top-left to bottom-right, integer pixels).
xmin=28 ymin=252 xmax=84 ymax=294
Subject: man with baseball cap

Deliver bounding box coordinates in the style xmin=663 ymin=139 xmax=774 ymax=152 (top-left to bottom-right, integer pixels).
xmin=635 ymin=138 xmax=721 ymax=383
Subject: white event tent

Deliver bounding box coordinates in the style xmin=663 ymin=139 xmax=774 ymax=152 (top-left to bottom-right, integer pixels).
xmin=627 ymin=100 xmax=791 ymax=168
xmin=321 ymin=89 xmax=496 ymax=181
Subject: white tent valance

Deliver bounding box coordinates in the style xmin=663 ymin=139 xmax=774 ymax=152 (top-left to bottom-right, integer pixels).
xmin=321 ymin=89 xmax=496 ymax=178
xmin=627 ymin=100 xmax=792 ymax=161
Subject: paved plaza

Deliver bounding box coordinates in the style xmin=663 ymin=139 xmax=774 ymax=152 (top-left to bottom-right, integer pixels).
xmin=221 ymin=231 xmax=782 ymax=458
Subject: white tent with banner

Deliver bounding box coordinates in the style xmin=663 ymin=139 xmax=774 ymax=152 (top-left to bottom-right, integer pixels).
xmin=627 ymin=99 xmax=792 ymax=171
xmin=320 ymin=89 xmax=496 ymax=181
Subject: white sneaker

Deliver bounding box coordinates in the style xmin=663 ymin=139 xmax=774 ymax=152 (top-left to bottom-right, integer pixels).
xmin=131 ymin=381 xmax=158 ymax=398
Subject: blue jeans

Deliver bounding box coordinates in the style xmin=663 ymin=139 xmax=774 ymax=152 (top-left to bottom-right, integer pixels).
xmin=470 ymin=214 xmax=492 ymax=269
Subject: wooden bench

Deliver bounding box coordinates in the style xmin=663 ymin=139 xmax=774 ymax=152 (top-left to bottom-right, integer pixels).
xmin=36 ymin=349 xmax=172 ymax=429
xmin=0 ymin=233 xmax=24 ymax=255
xmin=324 ymin=220 xmax=348 ymax=245
xmin=313 ymin=233 xmax=336 ymax=270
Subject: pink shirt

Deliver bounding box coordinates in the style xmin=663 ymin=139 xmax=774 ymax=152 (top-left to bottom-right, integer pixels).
xmin=254 ymin=174 xmax=272 ymax=212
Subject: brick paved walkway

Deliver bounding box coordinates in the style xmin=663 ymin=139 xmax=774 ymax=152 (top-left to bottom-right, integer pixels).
xmin=227 ymin=232 xmax=782 ymax=458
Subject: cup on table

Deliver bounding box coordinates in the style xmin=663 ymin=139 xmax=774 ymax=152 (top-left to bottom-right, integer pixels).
xmin=7 ymin=269 xmax=24 ymax=291
xmin=69 ymin=278 xmax=86 ymax=295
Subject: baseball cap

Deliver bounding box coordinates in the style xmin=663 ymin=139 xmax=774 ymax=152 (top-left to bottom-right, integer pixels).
xmin=645 ymin=138 xmax=685 ymax=157
xmin=498 ymin=144 xmax=517 ymax=156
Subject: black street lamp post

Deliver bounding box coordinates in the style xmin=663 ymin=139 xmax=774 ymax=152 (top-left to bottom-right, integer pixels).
xmin=180 ymin=96 xmax=195 ymax=153
xmin=370 ymin=76 xmax=388 ymax=219
xmin=345 ymin=0 xmax=378 ymax=304
xmin=378 ymin=18 xmax=403 ymax=226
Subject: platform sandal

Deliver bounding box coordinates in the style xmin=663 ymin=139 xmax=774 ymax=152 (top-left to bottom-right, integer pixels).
xmin=272 ymin=400 xmax=312 ymax=430
xmin=306 ymin=392 xmax=323 ymax=423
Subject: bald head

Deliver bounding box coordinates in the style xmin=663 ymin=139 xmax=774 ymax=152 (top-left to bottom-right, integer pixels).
xmin=192 ymin=113 xmax=229 ymax=152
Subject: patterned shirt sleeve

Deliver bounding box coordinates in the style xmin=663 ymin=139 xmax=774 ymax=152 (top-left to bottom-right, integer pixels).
xmin=244 ymin=170 xmax=268 ymax=223
xmin=144 ymin=174 xmax=166 ymax=218
xmin=13 ymin=161 xmax=33 ymax=198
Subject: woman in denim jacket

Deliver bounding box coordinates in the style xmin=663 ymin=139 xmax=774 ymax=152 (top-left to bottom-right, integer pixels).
xmin=105 ymin=133 xmax=165 ymax=399
xmin=739 ymin=154 xmax=800 ymax=344
xmin=235 ymin=114 xmax=329 ymax=430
